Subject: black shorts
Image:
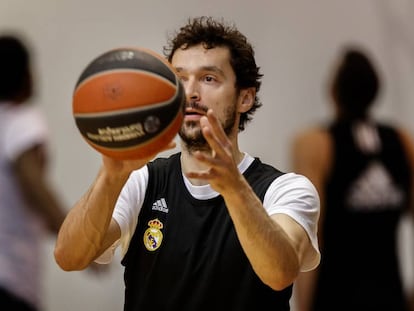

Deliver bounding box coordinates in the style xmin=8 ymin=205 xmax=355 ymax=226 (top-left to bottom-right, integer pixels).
xmin=0 ymin=287 xmax=37 ymax=311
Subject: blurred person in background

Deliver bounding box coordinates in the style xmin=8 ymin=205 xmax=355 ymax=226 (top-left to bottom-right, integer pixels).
xmin=291 ymin=46 xmax=414 ymax=311
xmin=0 ymin=34 xmax=67 ymax=311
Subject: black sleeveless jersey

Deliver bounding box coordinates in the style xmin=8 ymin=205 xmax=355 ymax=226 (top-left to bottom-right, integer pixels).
xmin=313 ymin=122 xmax=412 ymax=311
xmin=121 ymin=153 xmax=292 ymax=311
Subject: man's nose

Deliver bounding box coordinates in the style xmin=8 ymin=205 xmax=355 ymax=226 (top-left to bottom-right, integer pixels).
xmin=184 ymin=79 xmax=200 ymax=101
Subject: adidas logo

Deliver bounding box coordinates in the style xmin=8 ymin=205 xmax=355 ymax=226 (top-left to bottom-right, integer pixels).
xmin=151 ymin=198 xmax=169 ymax=213
xmin=347 ymin=161 xmax=404 ymax=211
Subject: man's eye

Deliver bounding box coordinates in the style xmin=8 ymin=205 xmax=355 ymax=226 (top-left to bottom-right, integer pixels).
xmin=204 ymin=76 xmax=215 ymax=82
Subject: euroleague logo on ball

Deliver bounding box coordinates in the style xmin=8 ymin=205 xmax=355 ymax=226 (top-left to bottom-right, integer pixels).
xmin=103 ymin=81 xmax=123 ymax=101
xmin=72 ymin=47 xmax=185 ymax=160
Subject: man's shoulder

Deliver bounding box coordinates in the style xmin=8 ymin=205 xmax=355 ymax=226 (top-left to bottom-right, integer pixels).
xmin=291 ymin=126 xmax=332 ymax=169
xmin=293 ymin=126 xmax=330 ymax=148
xmin=149 ymin=152 xmax=181 ymax=172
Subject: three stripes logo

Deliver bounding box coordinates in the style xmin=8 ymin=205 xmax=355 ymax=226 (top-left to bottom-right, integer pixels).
xmin=152 ymin=198 xmax=169 ymax=213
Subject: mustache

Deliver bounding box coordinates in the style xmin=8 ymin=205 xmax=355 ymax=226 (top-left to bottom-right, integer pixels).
xmin=186 ymin=101 xmax=208 ymax=113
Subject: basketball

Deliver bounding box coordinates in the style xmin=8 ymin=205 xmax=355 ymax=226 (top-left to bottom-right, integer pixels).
xmin=72 ymin=47 xmax=185 ymax=160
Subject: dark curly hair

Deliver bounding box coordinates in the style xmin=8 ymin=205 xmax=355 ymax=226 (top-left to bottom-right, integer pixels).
xmin=332 ymin=46 xmax=380 ymax=121
xmin=163 ymin=16 xmax=263 ymax=131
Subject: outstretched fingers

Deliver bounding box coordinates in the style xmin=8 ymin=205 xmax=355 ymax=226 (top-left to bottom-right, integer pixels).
xmin=200 ymin=110 xmax=232 ymax=159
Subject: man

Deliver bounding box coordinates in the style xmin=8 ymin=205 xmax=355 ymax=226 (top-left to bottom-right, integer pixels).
xmin=291 ymin=47 xmax=414 ymax=311
xmin=0 ymin=35 xmax=67 ymax=311
xmin=55 ymin=16 xmax=320 ymax=310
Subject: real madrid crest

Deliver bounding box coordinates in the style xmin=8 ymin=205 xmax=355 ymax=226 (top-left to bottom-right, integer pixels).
xmin=143 ymin=218 xmax=164 ymax=251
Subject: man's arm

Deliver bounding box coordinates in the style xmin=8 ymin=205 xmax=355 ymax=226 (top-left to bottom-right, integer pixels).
xmin=13 ymin=144 xmax=66 ymax=233
xmin=396 ymin=128 xmax=414 ymax=311
xmin=54 ymin=142 xmax=176 ymax=271
xmin=290 ymin=127 xmax=331 ymax=311
xmin=186 ymin=110 xmax=320 ymax=291
xmin=54 ymin=165 xmax=125 ymax=271
xmin=222 ymin=179 xmax=314 ymax=291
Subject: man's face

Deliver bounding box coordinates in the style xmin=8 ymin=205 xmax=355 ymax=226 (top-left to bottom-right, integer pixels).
xmin=171 ymin=44 xmax=239 ymax=152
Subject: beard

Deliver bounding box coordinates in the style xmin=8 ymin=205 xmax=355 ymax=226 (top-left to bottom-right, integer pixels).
xmin=179 ymin=103 xmax=237 ymax=154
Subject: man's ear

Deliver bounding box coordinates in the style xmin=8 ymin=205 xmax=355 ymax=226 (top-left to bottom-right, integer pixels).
xmin=238 ymin=87 xmax=255 ymax=113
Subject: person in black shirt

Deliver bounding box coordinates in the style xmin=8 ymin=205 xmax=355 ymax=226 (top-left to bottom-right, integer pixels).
xmin=291 ymin=46 xmax=414 ymax=311
xmin=55 ymin=16 xmax=320 ymax=310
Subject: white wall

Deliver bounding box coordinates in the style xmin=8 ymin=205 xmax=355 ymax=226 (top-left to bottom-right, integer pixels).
xmin=1 ymin=0 xmax=413 ymax=310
